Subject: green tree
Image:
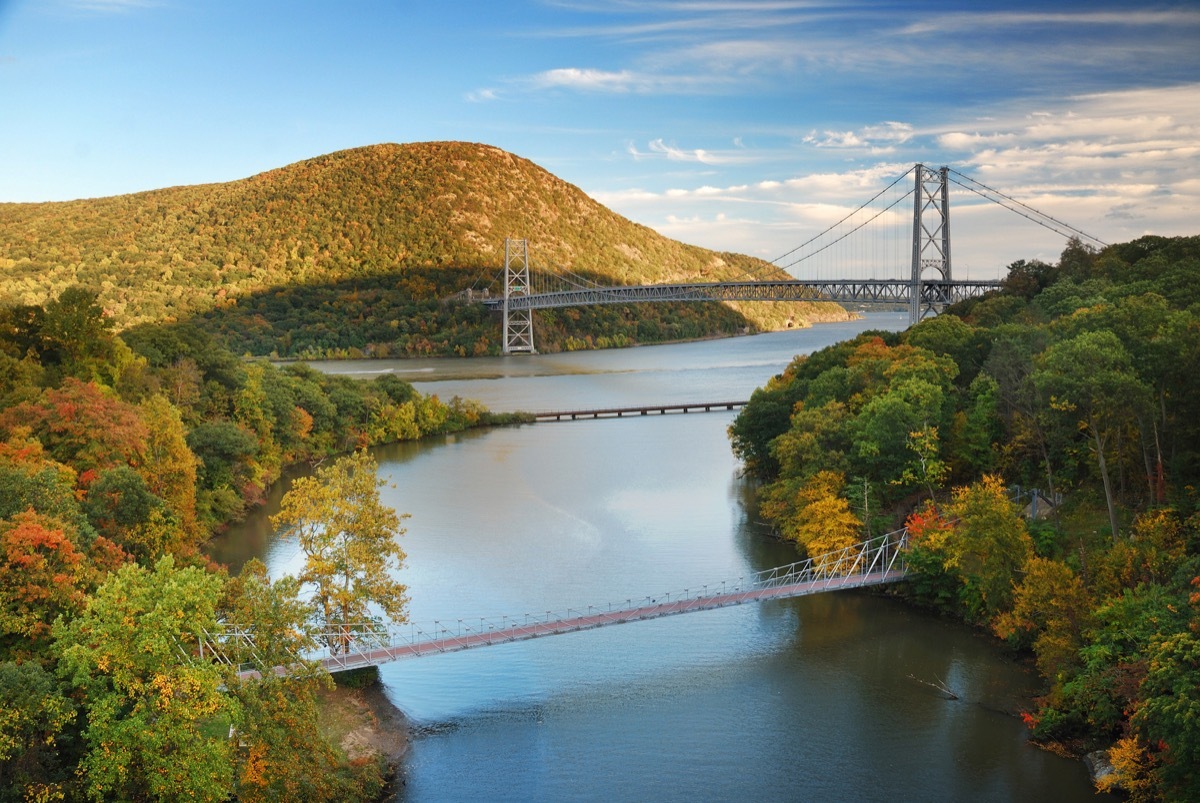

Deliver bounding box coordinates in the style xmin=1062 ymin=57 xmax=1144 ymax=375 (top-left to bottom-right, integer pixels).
xmin=218 ymin=560 xmax=383 ymax=801
xmin=940 ymin=475 xmax=1034 ymax=623
xmin=1035 ymin=330 xmax=1151 ymax=541
xmin=1134 ymin=631 xmax=1200 ymax=800
xmin=270 ymin=451 xmax=409 ymax=648
xmin=54 ymin=556 xmax=232 ymax=802
xmin=0 ymin=661 xmax=77 ymax=800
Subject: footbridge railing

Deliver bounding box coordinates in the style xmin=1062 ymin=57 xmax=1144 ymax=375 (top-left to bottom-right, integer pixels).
xmin=203 ymin=529 xmax=909 ymax=678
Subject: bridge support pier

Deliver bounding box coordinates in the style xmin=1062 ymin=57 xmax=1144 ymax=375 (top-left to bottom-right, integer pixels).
xmin=503 ymin=238 xmax=536 ymax=354
xmin=910 ymin=165 xmax=952 ymax=325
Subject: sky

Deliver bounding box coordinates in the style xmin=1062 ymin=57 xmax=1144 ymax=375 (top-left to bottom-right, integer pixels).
xmin=1 ymin=0 xmax=1198 ymax=279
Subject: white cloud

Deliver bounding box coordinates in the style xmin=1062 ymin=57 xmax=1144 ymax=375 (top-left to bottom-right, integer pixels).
xmin=528 ymin=66 xmax=717 ymax=94
xmin=590 ymin=85 xmax=1200 ymax=272
xmin=465 ymin=88 xmax=500 ymax=103
xmin=626 ymin=138 xmax=763 ymax=165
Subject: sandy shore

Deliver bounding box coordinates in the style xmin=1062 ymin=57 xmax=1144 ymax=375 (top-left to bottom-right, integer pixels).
xmin=320 ymin=673 xmax=411 ymax=799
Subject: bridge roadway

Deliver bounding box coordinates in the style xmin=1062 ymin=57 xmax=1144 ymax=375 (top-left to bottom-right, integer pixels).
xmin=218 ymin=530 xmax=909 ymax=680
xmin=533 ymin=400 xmax=747 ymax=421
xmin=482 ymin=278 xmax=1004 ymax=312
xmin=316 ymin=567 xmax=907 ymax=675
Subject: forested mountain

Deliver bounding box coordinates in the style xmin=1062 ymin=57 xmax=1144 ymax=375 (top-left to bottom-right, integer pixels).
xmin=731 ymin=234 xmax=1200 ymax=800
xmin=0 ymin=142 xmax=846 ymax=357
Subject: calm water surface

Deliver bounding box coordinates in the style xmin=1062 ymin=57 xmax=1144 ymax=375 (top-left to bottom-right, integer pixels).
xmin=213 ymin=315 xmax=1102 ymax=801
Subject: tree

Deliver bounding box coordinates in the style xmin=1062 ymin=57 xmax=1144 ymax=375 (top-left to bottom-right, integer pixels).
xmin=993 ymin=556 xmax=1091 ymax=680
xmin=53 ymin=556 xmax=232 ymax=802
xmin=1035 ymin=330 xmax=1151 ymax=541
xmin=218 ymin=560 xmax=378 ymax=801
xmin=1133 ymin=631 xmax=1200 ymax=800
xmin=0 ymin=511 xmax=96 ymax=659
xmin=789 ymin=471 xmax=863 ymax=568
xmin=270 ymin=451 xmax=408 ymax=649
xmin=940 ymin=475 xmax=1034 ymax=623
xmin=37 ymin=287 xmax=116 ymax=379
xmin=0 ymin=661 xmax=78 ymax=799
xmin=761 ymin=470 xmax=862 ymax=565
xmin=0 ymin=379 xmax=149 ymax=486
xmin=137 ymin=394 xmax=200 ymax=543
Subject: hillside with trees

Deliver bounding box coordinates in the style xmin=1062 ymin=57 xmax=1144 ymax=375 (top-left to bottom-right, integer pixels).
xmin=730 ymin=234 xmax=1200 ymax=800
xmin=0 ymin=142 xmax=848 ymax=358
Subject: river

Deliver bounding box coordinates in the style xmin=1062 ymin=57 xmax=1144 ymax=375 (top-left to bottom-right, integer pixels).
xmin=211 ymin=314 xmax=1103 ymax=801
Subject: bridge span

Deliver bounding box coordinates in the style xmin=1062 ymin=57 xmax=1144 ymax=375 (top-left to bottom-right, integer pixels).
xmin=474 ymin=164 xmax=1106 ymax=353
xmin=206 ymin=530 xmax=909 ymax=679
xmin=532 ymin=400 xmax=747 ymax=421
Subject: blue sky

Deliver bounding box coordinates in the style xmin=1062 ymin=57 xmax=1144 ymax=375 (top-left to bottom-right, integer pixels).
xmin=2 ymin=0 xmax=1198 ymax=278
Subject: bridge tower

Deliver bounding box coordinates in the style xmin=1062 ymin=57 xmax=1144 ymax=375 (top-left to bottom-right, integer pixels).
xmin=910 ymin=165 xmax=952 ymax=324
xmin=502 ymin=238 xmax=536 ymax=354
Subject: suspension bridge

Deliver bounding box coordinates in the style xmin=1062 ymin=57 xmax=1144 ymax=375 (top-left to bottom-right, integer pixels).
xmin=198 ymin=530 xmax=909 ymax=679
xmin=475 ymin=164 xmax=1107 ymax=353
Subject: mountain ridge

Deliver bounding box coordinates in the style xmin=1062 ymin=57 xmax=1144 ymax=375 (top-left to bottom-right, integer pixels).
xmin=0 ymin=141 xmax=847 ymax=354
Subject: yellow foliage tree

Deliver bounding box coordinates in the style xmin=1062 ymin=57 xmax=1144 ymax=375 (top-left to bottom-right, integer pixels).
xmin=777 ymin=470 xmax=863 ymax=571
xmin=270 ymin=451 xmax=408 ymax=652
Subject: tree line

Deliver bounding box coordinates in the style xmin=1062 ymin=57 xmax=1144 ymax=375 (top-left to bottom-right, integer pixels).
xmin=729 ymin=234 xmax=1200 ymax=800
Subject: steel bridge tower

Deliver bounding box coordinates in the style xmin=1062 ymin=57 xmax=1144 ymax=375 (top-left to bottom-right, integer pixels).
xmin=502 ymin=238 xmax=535 ymax=354
xmin=910 ymin=165 xmax=951 ymax=323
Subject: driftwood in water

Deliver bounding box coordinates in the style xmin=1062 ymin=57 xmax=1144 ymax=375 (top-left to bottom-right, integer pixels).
xmin=907 ymin=673 xmax=959 ymax=700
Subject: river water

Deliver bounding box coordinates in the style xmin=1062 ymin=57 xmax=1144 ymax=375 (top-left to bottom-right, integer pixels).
xmin=212 ymin=314 xmax=1102 ymax=801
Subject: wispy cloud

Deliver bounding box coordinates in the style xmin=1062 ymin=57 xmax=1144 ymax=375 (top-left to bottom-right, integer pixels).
xmin=899 ymin=10 xmax=1200 ymax=36
xmin=62 ymin=0 xmax=160 ymax=11
xmin=465 ymin=88 xmax=500 ymax=103
xmin=626 ymin=138 xmax=761 ymax=165
xmin=527 ymin=66 xmax=719 ymax=93
xmin=513 ymin=2 xmax=1200 ymax=102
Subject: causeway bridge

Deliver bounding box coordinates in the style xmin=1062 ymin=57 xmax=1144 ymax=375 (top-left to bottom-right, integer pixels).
xmin=203 ymin=530 xmax=909 ymax=678
xmin=472 ymin=164 xmax=1106 ymax=353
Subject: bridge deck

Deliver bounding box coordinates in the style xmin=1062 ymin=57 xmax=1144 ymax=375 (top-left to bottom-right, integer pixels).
xmin=533 ymin=401 xmax=747 ymax=421
xmin=316 ymin=568 xmax=905 ymax=674
xmin=217 ymin=531 xmax=909 ymax=680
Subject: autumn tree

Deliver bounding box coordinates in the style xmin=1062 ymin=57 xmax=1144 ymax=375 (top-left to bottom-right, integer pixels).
xmin=270 ymin=451 xmax=409 ymax=648
xmin=993 ymin=556 xmax=1091 ymax=680
xmin=940 ymin=475 xmax=1034 ymax=623
xmin=0 ymin=379 xmax=149 ymax=487
xmin=0 ymin=511 xmax=96 ymax=659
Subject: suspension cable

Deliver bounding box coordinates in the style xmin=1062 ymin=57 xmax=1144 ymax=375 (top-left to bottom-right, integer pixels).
xmin=775 ymin=189 xmax=914 ymax=273
xmin=771 ymin=165 xmax=917 ymax=266
xmin=945 ymin=168 xmax=1107 ymax=248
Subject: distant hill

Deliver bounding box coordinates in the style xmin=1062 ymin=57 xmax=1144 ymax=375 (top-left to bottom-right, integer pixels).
xmin=0 ymin=142 xmax=848 ymax=356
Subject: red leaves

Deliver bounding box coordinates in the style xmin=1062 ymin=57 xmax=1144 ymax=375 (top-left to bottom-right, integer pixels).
xmin=0 ymin=379 xmax=150 ymax=486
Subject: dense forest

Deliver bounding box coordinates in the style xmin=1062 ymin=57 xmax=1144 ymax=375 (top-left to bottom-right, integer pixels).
xmin=730 ymin=234 xmax=1200 ymax=800
xmin=0 ymin=142 xmax=847 ymax=358
xmin=0 ymin=287 xmax=525 ymax=799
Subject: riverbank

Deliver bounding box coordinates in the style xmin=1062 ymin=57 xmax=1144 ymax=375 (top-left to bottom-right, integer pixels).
xmin=319 ymin=670 xmax=411 ymax=798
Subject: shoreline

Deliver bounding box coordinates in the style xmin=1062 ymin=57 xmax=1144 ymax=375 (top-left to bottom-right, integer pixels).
xmin=320 ymin=672 xmax=412 ymax=800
